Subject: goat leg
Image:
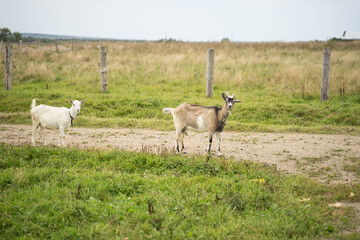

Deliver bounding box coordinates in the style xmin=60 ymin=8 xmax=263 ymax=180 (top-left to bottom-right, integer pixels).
xmin=39 ymin=127 xmax=46 ymax=145
xmin=206 ymin=134 xmax=213 ymax=154
xmin=216 ymin=133 xmax=223 ymax=156
xmin=175 ymin=131 xmax=181 ymax=154
xmin=181 ymin=133 xmax=187 ymax=154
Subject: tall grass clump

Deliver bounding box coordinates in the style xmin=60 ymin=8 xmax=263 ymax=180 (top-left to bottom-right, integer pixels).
xmin=0 ymin=40 xmax=359 ymax=133
xmin=0 ymin=144 xmax=359 ymax=239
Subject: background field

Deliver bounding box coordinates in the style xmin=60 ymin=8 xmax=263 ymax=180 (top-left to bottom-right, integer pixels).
xmin=0 ymin=40 xmax=359 ymax=133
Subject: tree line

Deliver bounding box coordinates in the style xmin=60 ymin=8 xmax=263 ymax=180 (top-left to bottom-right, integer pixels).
xmin=0 ymin=28 xmax=22 ymax=42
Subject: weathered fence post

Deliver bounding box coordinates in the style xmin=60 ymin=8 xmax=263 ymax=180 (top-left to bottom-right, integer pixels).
xmin=100 ymin=47 xmax=108 ymax=92
xmin=321 ymin=49 xmax=331 ymax=102
xmin=206 ymin=48 xmax=214 ymax=97
xmin=19 ymin=40 xmax=22 ymax=52
xmin=55 ymin=40 xmax=58 ymax=52
xmin=71 ymin=40 xmax=74 ymax=51
xmin=4 ymin=45 xmax=12 ymax=90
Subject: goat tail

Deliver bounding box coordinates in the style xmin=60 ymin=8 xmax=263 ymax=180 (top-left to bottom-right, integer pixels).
xmin=31 ymin=98 xmax=39 ymax=109
xmin=162 ymin=108 xmax=174 ymax=114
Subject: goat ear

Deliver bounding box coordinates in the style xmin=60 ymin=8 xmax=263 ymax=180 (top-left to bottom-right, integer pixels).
xmin=222 ymin=93 xmax=227 ymax=101
xmin=81 ymin=99 xmax=86 ymax=104
xmin=69 ymin=99 xmax=73 ymax=104
xmin=235 ymin=99 xmax=242 ymax=103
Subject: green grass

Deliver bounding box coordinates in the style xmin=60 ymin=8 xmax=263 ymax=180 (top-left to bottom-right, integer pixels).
xmin=0 ymin=144 xmax=359 ymax=239
xmin=343 ymin=157 xmax=360 ymax=177
xmin=0 ymin=41 xmax=359 ymax=134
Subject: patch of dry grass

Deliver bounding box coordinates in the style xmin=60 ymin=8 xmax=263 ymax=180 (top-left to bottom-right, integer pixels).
xmin=4 ymin=40 xmax=360 ymax=96
xmin=0 ymin=40 xmax=359 ymax=132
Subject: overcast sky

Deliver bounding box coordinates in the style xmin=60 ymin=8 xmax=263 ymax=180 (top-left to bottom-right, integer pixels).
xmin=0 ymin=0 xmax=359 ymax=42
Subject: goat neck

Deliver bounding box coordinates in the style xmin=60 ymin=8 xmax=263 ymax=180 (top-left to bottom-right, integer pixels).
xmin=69 ymin=105 xmax=78 ymax=119
xmin=218 ymin=101 xmax=231 ymax=123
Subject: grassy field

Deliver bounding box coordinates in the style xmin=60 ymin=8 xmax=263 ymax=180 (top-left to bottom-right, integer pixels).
xmin=0 ymin=144 xmax=359 ymax=239
xmin=0 ymin=42 xmax=359 ymax=238
xmin=0 ymin=40 xmax=359 ymax=133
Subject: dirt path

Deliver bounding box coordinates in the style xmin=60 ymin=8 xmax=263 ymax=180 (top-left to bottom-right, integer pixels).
xmin=1 ymin=124 xmax=359 ymax=184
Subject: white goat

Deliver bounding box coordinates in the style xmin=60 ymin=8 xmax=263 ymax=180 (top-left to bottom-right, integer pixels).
xmin=31 ymin=98 xmax=85 ymax=146
xmin=163 ymin=92 xmax=241 ymax=156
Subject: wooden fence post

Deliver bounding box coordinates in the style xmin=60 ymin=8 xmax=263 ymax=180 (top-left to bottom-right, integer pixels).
xmin=4 ymin=45 xmax=12 ymax=90
xmin=321 ymin=49 xmax=331 ymax=102
xmin=100 ymin=47 xmax=108 ymax=92
xmin=19 ymin=40 xmax=22 ymax=52
xmin=206 ymin=48 xmax=214 ymax=97
xmin=71 ymin=40 xmax=74 ymax=51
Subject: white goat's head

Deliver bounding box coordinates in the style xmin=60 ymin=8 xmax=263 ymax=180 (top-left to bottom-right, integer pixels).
xmin=222 ymin=92 xmax=242 ymax=110
xmin=69 ymin=99 xmax=86 ymax=114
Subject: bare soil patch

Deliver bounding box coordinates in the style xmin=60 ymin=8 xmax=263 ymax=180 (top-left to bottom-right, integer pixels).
xmin=1 ymin=124 xmax=359 ymax=184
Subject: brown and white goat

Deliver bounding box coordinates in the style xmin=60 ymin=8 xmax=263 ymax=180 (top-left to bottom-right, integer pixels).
xmin=163 ymin=92 xmax=241 ymax=156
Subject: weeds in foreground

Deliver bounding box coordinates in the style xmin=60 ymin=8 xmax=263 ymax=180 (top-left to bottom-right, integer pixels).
xmin=0 ymin=144 xmax=359 ymax=239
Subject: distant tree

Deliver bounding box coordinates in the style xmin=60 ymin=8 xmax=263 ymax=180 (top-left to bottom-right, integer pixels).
xmin=0 ymin=28 xmax=13 ymax=42
xmin=13 ymin=32 xmax=22 ymax=42
xmin=0 ymin=28 xmax=22 ymax=42
xmin=221 ymin=37 xmax=230 ymax=42
xmin=156 ymin=38 xmax=179 ymax=43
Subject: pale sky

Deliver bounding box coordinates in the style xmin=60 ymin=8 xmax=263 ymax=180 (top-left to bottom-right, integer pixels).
xmin=1 ymin=0 xmax=359 ymax=42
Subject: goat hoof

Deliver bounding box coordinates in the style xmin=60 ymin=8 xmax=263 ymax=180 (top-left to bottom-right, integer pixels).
xmin=182 ymin=151 xmax=187 ymax=155
xmin=216 ymin=152 xmax=223 ymax=157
